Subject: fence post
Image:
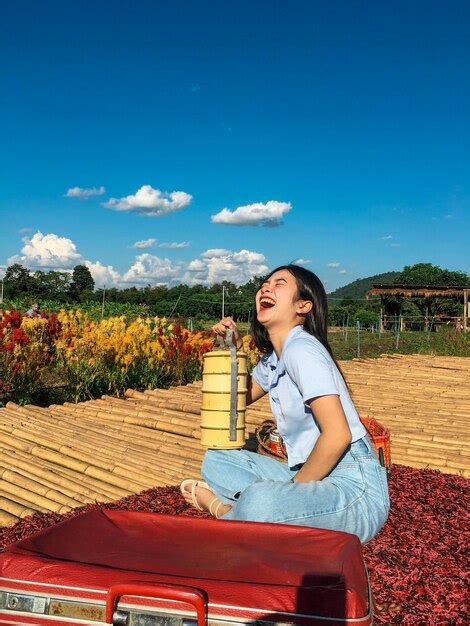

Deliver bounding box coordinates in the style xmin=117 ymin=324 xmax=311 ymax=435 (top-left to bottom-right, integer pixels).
xmin=464 ymin=289 xmax=468 ymax=332
xmin=428 ymin=315 xmax=435 ymax=336
xmin=356 ymin=320 xmax=361 ymax=358
xmin=395 ymin=315 xmax=401 ymax=350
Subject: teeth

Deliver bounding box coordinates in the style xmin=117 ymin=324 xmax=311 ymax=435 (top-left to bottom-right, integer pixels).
xmin=260 ymin=297 xmax=275 ymax=307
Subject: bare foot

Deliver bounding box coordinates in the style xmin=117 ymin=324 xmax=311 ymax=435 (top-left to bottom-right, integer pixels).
xmin=181 ymin=480 xmax=232 ymax=518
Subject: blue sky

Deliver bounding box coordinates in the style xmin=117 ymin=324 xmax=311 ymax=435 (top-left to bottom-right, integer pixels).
xmin=1 ymin=1 xmax=469 ymax=291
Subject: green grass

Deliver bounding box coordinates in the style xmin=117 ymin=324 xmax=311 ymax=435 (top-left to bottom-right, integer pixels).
xmin=328 ymin=328 xmax=469 ymax=360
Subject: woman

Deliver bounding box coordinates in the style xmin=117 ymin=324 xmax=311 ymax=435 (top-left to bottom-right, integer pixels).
xmin=181 ymin=265 xmax=389 ymax=543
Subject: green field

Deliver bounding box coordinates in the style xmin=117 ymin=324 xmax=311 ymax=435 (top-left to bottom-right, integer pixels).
xmin=327 ymin=328 xmax=469 ymax=360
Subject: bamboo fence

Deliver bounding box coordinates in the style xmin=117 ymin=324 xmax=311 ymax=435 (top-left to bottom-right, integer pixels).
xmin=0 ymin=354 xmax=468 ymax=527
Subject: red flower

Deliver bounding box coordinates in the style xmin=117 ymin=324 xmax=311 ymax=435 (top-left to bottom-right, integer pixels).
xmin=5 ymin=311 xmax=22 ymax=328
xmin=47 ymin=314 xmax=62 ymax=337
xmin=11 ymin=328 xmax=30 ymax=347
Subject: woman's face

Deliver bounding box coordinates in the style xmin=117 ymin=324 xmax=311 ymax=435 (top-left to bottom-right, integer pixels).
xmin=256 ymin=269 xmax=309 ymax=329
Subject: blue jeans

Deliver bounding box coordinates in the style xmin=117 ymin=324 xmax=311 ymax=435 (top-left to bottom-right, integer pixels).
xmin=201 ymin=436 xmax=390 ymax=544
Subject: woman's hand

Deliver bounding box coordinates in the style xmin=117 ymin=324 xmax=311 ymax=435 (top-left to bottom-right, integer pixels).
xmin=211 ymin=316 xmax=243 ymax=350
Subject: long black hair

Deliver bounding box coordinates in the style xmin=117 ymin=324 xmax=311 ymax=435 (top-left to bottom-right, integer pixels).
xmin=250 ymin=264 xmax=349 ymax=386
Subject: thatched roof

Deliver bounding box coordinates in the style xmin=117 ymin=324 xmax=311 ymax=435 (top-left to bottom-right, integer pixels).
xmin=0 ymin=354 xmax=469 ymax=526
xmin=367 ymin=284 xmax=469 ymax=298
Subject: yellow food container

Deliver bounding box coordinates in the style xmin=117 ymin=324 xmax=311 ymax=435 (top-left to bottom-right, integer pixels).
xmin=200 ymin=349 xmax=248 ymax=449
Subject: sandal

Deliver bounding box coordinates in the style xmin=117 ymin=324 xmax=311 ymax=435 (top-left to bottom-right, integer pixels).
xmin=180 ymin=479 xmax=223 ymax=517
xmin=208 ymin=498 xmax=225 ymax=519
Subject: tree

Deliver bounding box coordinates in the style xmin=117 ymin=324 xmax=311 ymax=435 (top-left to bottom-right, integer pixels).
xmin=69 ymin=265 xmax=94 ymax=301
xmin=399 ymin=263 xmax=469 ymax=287
xmin=3 ymin=264 xmax=34 ymax=298
xmin=398 ymin=263 xmax=470 ymax=317
xmin=32 ymin=270 xmax=71 ymax=301
xmin=354 ymin=309 xmax=380 ymax=328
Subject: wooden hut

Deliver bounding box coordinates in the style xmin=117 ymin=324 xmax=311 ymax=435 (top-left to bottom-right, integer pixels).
xmin=366 ymin=284 xmax=469 ymax=331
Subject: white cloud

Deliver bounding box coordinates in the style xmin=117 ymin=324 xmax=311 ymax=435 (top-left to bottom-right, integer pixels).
xmin=183 ymin=248 xmax=268 ymax=286
xmin=158 ymin=241 xmax=190 ymax=249
xmin=8 ymin=231 xmax=82 ymax=270
xmin=122 ymin=253 xmax=181 ymax=285
xmin=132 ymin=238 xmax=157 ymax=249
xmin=130 ymin=239 xmax=190 ymax=250
xmin=201 ymin=248 xmax=231 ymax=259
xmin=19 ymin=227 xmax=32 ymax=234
xmin=4 ymin=231 xmax=184 ymax=289
xmin=186 ymin=259 xmax=206 ymax=272
xmin=381 ymin=235 xmax=393 ymax=240
xmin=327 ymin=262 xmax=340 ymax=268
xmin=65 ymin=186 xmax=106 ymax=199
xmin=294 ymin=258 xmax=311 ymax=266
xmin=4 ymin=232 xmax=267 ymax=290
xmin=85 ymin=260 xmax=122 ymax=288
xmin=211 ymin=200 xmax=291 ymax=227
xmin=103 ymin=185 xmax=192 ymax=216
xmin=338 ymin=269 xmax=347 ymax=274
xmin=6 ymin=231 xmax=123 ymax=288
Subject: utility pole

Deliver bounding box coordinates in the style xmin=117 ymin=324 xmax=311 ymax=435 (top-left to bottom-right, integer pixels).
xmin=0 ymin=279 xmax=3 ymax=305
xmin=222 ymin=285 xmax=226 ymax=318
xmin=168 ymin=293 xmax=182 ymax=318
xmin=101 ymin=286 xmax=106 ymax=319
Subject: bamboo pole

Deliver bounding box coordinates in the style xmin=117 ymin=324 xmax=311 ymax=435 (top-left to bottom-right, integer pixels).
xmin=0 ymin=510 xmax=18 ymax=526
xmin=0 ymin=479 xmax=71 ymax=513
xmin=0 ymin=446 xmax=126 ymax=501
xmin=0 ymin=467 xmax=82 ymax=508
xmin=0 ymin=496 xmax=35 ymax=518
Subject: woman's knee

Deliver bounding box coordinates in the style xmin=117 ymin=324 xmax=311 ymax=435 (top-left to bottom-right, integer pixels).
xmin=201 ymin=449 xmax=233 ymax=480
xmin=231 ymin=482 xmax=275 ymax=522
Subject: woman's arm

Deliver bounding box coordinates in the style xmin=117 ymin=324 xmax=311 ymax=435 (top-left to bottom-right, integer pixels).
xmin=293 ymin=394 xmax=352 ymax=483
xmin=246 ymin=373 xmax=267 ymax=405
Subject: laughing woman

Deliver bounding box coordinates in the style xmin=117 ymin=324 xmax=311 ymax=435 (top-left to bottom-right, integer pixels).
xmin=181 ymin=265 xmax=390 ymax=544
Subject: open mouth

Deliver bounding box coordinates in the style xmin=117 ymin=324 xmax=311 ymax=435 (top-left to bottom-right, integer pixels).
xmin=259 ymin=297 xmax=276 ymax=309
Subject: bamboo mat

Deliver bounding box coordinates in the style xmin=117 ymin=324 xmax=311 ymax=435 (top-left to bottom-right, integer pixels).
xmin=0 ymin=354 xmax=468 ymax=527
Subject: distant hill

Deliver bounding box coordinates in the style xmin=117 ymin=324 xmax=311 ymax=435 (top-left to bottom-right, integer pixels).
xmin=327 ymin=271 xmax=401 ymax=300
